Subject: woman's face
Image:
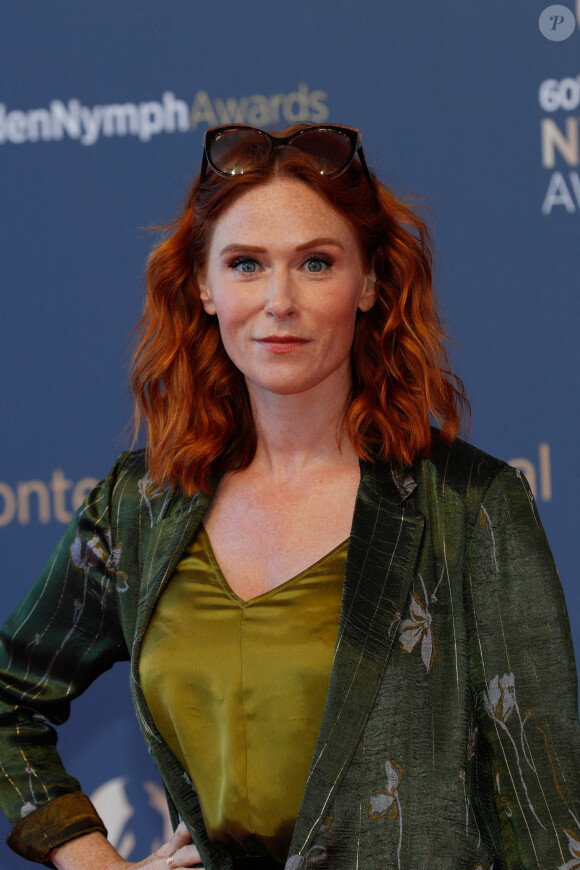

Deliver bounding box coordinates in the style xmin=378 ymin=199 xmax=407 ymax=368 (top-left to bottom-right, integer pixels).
xmin=198 ymin=178 xmax=376 ymax=404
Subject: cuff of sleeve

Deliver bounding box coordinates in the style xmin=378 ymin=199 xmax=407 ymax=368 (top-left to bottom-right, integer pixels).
xmin=6 ymin=792 xmax=107 ymax=864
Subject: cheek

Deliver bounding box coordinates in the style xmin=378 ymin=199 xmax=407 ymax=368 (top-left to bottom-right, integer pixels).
xmin=211 ymin=301 xmax=253 ymax=361
xmin=213 ymin=299 xmax=246 ymax=334
xmin=326 ymin=294 xmax=363 ymax=334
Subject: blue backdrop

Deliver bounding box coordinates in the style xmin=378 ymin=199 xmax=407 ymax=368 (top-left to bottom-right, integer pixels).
xmin=1 ymin=2 xmax=579 ymax=865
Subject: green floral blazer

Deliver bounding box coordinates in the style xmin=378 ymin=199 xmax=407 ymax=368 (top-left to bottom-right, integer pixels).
xmin=0 ymin=436 xmax=579 ymax=869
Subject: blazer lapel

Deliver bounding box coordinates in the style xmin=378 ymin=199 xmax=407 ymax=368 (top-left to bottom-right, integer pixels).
xmin=289 ymin=460 xmax=425 ymax=857
xmin=135 ymin=490 xmax=212 ymax=633
xmin=130 ymin=487 xmax=212 ymax=748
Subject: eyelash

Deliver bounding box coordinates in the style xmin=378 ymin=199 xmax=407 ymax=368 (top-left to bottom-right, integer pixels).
xmin=304 ymin=254 xmax=333 ymax=270
xmin=227 ymin=254 xmax=334 ymax=272
xmin=229 ymin=256 xmax=259 ymax=272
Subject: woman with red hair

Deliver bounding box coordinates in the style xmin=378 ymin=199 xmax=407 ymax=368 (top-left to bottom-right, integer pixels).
xmin=0 ymin=125 xmax=578 ymax=870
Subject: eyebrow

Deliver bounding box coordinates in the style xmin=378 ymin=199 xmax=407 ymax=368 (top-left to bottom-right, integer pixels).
xmin=218 ymin=237 xmax=345 ymax=256
xmin=296 ymin=237 xmax=345 ymax=252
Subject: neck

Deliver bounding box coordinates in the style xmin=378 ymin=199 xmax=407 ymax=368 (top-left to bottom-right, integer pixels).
xmin=246 ymin=378 xmax=358 ymax=481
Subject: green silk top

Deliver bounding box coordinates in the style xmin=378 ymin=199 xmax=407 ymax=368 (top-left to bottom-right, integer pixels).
xmin=140 ymin=527 xmax=347 ymax=864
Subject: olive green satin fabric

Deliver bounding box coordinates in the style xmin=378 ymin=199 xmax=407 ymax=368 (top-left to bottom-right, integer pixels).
xmin=140 ymin=528 xmax=347 ymax=864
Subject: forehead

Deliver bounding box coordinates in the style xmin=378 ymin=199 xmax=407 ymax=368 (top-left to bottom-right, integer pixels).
xmin=208 ymin=178 xmax=360 ymax=250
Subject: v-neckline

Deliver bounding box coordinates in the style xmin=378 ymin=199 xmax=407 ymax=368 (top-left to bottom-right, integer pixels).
xmin=199 ymin=525 xmax=349 ymax=606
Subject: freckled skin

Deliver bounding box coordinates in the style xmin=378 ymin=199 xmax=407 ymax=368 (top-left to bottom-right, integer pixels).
xmin=198 ymin=178 xmax=376 ymax=406
xmin=197 ymin=178 xmax=378 ymax=598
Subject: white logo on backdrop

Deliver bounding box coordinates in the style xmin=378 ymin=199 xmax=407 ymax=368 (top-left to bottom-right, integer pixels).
xmin=0 ymin=84 xmax=329 ymax=148
xmin=90 ymin=777 xmax=172 ymax=859
xmin=0 ymin=470 xmax=98 ymax=528
xmin=538 ymin=74 xmax=580 ymax=213
xmin=507 ymin=443 xmax=552 ymax=502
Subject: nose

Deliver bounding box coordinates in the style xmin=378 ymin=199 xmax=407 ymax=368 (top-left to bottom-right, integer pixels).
xmin=264 ymin=270 xmax=297 ymax=320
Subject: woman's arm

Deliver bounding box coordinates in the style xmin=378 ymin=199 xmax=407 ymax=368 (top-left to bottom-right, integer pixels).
xmin=49 ymin=822 xmax=203 ymax=869
xmin=466 ymin=465 xmax=580 ymax=867
xmin=50 ymin=831 xmax=133 ymax=870
xmin=0 ymin=455 xmax=136 ymax=859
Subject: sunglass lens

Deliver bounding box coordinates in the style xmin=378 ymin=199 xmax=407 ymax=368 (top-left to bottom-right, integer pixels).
xmin=209 ymin=129 xmax=271 ymax=175
xmin=291 ymin=130 xmax=354 ymax=176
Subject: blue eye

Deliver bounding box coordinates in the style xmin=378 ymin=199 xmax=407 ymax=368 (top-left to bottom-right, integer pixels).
xmin=304 ymin=255 xmax=332 ymax=273
xmin=230 ymin=257 xmax=260 ymax=274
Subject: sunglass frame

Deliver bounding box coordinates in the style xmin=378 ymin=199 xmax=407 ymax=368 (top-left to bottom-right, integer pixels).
xmin=200 ymin=123 xmax=374 ymax=188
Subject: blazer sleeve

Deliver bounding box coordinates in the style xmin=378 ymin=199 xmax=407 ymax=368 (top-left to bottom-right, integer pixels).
xmin=0 ymin=454 xmax=134 ymax=863
xmin=466 ymin=464 xmax=580 ymax=870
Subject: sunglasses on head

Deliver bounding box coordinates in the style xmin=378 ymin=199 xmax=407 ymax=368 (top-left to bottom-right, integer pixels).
xmin=200 ymin=123 xmax=374 ymax=188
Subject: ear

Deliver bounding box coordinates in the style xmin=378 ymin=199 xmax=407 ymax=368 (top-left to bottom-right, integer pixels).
xmin=197 ymin=271 xmax=216 ymax=315
xmin=358 ymin=272 xmax=378 ymax=312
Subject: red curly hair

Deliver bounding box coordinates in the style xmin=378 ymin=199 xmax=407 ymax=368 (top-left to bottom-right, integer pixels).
xmin=131 ymin=125 xmax=468 ymax=493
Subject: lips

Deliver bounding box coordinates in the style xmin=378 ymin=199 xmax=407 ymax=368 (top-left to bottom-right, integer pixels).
xmin=255 ymin=336 xmax=310 ymax=353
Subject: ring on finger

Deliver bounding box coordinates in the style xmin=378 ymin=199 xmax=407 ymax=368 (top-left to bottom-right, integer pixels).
xmin=167 ymin=851 xmax=178 ymax=870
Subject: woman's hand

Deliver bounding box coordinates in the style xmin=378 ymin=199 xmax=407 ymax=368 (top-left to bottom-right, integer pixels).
xmin=49 ymin=822 xmax=204 ymax=870
xmin=122 ymin=821 xmax=204 ymax=869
